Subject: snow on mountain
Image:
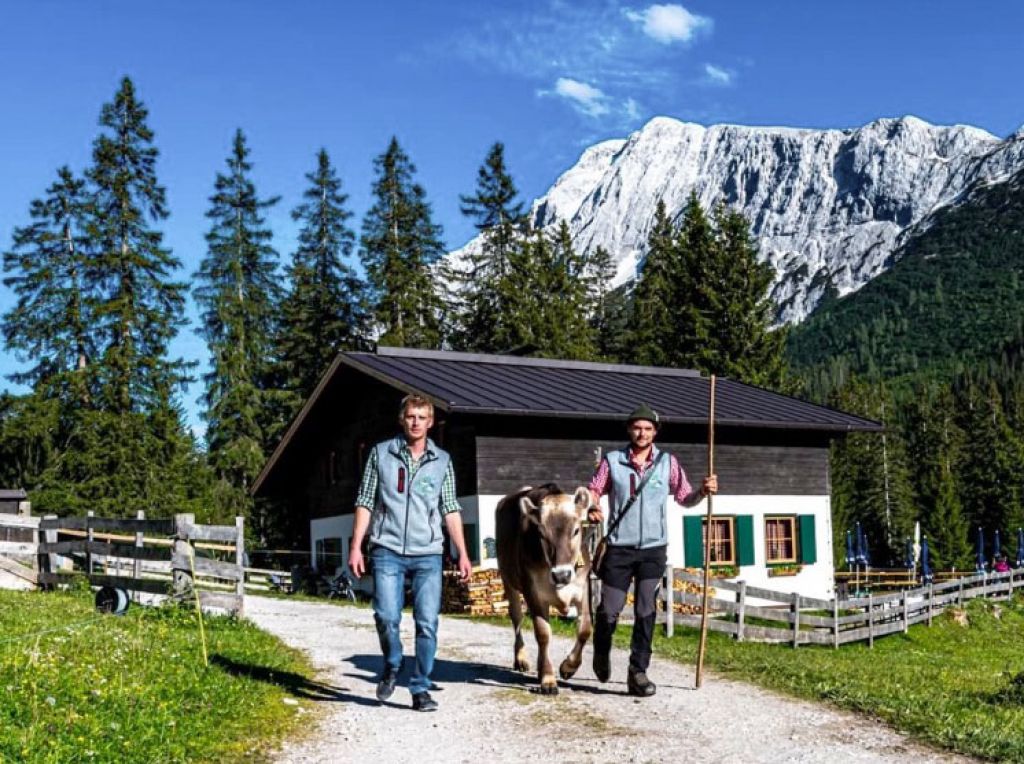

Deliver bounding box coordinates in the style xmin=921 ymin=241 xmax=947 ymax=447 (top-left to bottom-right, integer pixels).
xmin=451 ymin=115 xmax=1024 ymax=324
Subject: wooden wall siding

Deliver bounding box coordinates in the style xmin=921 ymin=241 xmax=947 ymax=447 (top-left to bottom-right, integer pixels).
xmin=475 ymin=437 xmax=828 ymax=496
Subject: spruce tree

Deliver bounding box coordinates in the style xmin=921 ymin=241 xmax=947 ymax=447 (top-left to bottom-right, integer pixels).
xmin=278 ymin=149 xmax=366 ymax=399
xmin=704 ymin=204 xmax=788 ymax=387
xmin=86 ymin=76 xmax=190 ymax=415
xmin=360 ymin=138 xmax=447 ymax=348
xmin=673 ymin=192 xmax=716 ymax=369
xmin=194 ymin=129 xmax=282 ymax=497
xmin=630 ymin=200 xmax=679 ymax=366
xmin=3 ymin=167 xmax=94 ymax=402
xmin=456 ymin=142 xmax=526 ymax=350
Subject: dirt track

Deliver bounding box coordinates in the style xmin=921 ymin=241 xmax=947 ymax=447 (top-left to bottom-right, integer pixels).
xmin=245 ymin=596 xmax=972 ymax=764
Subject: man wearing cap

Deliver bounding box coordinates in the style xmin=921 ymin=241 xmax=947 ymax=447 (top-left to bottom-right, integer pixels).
xmin=587 ymin=403 xmax=717 ymax=696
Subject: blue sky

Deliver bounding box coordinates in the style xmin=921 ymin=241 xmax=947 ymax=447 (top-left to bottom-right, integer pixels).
xmin=2 ymin=1 xmax=1022 ymax=436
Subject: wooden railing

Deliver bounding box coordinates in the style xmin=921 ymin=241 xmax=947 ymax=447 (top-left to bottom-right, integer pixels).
xmin=0 ymin=511 xmax=246 ymax=614
xmin=663 ymin=566 xmax=1024 ymax=647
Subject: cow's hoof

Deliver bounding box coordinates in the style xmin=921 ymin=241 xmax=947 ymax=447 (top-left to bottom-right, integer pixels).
xmin=538 ymin=681 xmax=559 ymax=695
xmin=559 ymin=660 xmax=579 ymax=680
xmin=513 ymin=658 xmax=531 ymax=673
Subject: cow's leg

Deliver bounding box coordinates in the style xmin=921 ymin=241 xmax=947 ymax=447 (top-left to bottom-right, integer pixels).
xmin=527 ymin=595 xmax=558 ymax=694
xmin=559 ymin=582 xmax=593 ymax=680
xmin=505 ymin=581 xmax=530 ymax=673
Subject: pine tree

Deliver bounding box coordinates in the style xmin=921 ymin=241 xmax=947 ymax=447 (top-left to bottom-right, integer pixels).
xmin=705 ymin=204 xmax=788 ymax=387
xmin=360 ymin=138 xmax=446 ymax=348
xmin=194 ymin=129 xmax=282 ymax=496
xmin=455 ymin=142 xmax=526 ymax=351
xmin=630 ymin=200 xmax=679 ymax=366
xmin=278 ymin=149 xmax=366 ymax=399
xmin=673 ymin=192 xmax=717 ymax=368
xmin=3 ymin=167 xmax=94 ymax=402
xmin=86 ymin=77 xmax=190 ymax=415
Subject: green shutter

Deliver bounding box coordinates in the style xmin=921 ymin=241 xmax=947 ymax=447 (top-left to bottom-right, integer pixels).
xmin=799 ymin=515 xmax=817 ymax=564
xmin=736 ymin=515 xmax=755 ymax=566
xmin=464 ymin=523 xmax=479 ymax=564
xmin=683 ymin=515 xmax=704 ymax=567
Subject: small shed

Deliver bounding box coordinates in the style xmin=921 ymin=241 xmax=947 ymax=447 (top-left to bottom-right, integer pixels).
xmin=253 ymin=347 xmax=881 ymax=599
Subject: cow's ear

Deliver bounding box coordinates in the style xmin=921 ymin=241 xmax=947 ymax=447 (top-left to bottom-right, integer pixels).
xmin=573 ymin=487 xmax=591 ymax=519
xmin=520 ymin=496 xmax=541 ymax=525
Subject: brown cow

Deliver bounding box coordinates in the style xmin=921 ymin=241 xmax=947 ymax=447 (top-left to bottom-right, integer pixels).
xmin=496 ymin=483 xmax=593 ymax=695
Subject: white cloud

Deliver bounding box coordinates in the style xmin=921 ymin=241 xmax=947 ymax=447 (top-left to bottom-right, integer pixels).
xmin=543 ymin=77 xmax=612 ymax=118
xmin=625 ymin=4 xmax=712 ymax=44
xmin=703 ymin=63 xmax=733 ymax=86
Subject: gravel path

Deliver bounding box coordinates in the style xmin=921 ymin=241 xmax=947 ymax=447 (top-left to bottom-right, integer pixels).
xmin=245 ymin=596 xmax=972 ymax=764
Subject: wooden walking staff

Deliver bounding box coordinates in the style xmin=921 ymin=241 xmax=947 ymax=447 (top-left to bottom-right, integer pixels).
xmin=695 ymin=374 xmax=716 ymax=689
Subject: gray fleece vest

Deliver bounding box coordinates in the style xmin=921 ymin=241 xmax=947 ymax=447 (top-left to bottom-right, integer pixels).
xmin=606 ymin=446 xmax=671 ymax=549
xmin=370 ymin=436 xmax=451 ymax=556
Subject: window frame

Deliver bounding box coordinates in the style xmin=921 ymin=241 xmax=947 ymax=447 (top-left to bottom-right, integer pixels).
xmin=702 ymin=516 xmax=736 ymax=566
xmin=764 ymin=515 xmax=798 ymax=564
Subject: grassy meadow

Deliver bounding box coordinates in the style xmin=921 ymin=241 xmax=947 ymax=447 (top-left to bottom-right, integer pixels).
xmin=0 ymin=587 xmax=320 ymax=764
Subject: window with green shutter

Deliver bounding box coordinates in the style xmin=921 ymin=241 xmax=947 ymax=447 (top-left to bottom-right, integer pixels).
xmin=736 ymin=515 xmax=755 ymax=566
xmin=683 ymin=515 xmax=704 ymax=567
xmin=798 ymin=514 xmax=817 ymax=564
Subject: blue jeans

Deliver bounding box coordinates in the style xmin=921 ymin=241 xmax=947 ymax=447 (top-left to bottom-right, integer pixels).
xmin=370 ymin=546 xmax=442 ymax=696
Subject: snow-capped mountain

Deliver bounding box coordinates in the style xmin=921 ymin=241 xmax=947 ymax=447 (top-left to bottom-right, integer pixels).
xmin=453 ymin=115 xmax=1024 ymax=324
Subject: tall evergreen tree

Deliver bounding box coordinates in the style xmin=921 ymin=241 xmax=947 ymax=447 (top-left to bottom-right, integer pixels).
xmin=455 ymin=142 xmax=526 ymax=350
xmin=673 ymin=192 xmax=717 ymax=368
xmin=3 ymin=167 xmax=94 ymax=402
xmin=278 ymin=149 xmax=366 ymax=399
xmin=360 ymin=138 xmax=446 ymax=348
xmin=630 ymin=200 xmax=679 ymax=366
xmin=194 ymin=129 xmax=281 ymax=498
xmin=86 ymin=76 xmax=189 ymax=415
xmin=703 ymin=204 xmax=788 ymax=387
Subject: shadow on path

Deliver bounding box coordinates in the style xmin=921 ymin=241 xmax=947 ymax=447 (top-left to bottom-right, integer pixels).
xmin=210 ymin=654 xmax=381 ymax=707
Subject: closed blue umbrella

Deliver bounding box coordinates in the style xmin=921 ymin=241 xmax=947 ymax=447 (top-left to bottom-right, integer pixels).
xmin=976 ymin=526 xmax=986 ymax=572
xmin=904 ymin=537 xmax=914 ymax=569
xmin=858 ymin=524 xmax=871 ymax=567
xmin=845 ymin=530 xmax=855 ymax=566
xmin=921 ymin=536 xmax=933 ymax=583
xmin=1017 ymin=528 xmax=1024 ymax=569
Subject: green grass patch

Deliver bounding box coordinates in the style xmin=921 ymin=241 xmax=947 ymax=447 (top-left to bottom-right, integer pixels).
xmin=477 ymin=597 xmax=1024 ymax=760
xmin=1 ymin=588 xmax=320 ymax=764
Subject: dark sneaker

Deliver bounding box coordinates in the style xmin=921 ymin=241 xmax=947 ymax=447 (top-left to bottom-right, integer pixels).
xmin=627 ymin=669 xmax=656 ymax=697
xmin=376 ymin=670 xmax=398 ymax=702
xmin=411 ymin=691 xmax=438 ymax=712
xmin=593 ymin=651 xmax=610 ymax=683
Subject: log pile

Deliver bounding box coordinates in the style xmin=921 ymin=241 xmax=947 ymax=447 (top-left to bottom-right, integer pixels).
xmin=622 ymin=568 xmax=714 ymax=614
xmin=442 ymin=568 xmax=509 ymax=616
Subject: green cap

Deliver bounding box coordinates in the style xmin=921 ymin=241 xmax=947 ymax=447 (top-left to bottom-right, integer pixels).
xmin=627 ymin=403 xmax=661 ymax=429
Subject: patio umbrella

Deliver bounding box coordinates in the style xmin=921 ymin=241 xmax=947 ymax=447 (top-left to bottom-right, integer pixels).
xmin=994 ymin=528 xmax=1002 ymax=562
xmin=1017 ymin=528 xmax=1024 ymax=569
xmin=856 ymin=523 xmax=870 ymax=567
xmin=976 ymin=526 xmax=986 ymax=572
xmin=845 ymin=530 xmax=855 ymax=567
xmin=904 ymin=537 xmax=914 ymax=569
xmin=921 ymin=536 xmax=933 ymax=583
xmin=913 ymin=521 xmax=921 ymax=567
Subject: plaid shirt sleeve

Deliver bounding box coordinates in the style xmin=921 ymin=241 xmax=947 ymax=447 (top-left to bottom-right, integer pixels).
xmin=588 ymin=458 xmax=611 ymax=497
xmin=670 ymin=454 xmax=701 ymax=506
xmin=354 ymin=447 xmax=379 ymax=510
xmin=439 ymin=460 xmax=461 ymax=515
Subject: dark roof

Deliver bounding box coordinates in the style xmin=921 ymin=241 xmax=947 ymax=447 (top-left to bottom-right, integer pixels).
xmin=340 ymin=347 xmax=881 ymax=431
xmin=253 ymin=347 xmax=880 ymax=495
xmin=0 ymin=489 xmax=27 ymax=500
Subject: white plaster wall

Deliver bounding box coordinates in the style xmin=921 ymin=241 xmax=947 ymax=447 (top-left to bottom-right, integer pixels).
xmin=310 ymin=492 xmax=836 ymax=601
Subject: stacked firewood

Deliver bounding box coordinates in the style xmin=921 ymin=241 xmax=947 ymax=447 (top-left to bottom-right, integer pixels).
xmin=442 ymin=568 xmax=509 ymax=616
xmin=622 ymin=568 xmax=713 ymax=614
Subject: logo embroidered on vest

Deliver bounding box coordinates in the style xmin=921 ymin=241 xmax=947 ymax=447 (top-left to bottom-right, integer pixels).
xmin=415 ymin=476 xmax=436 ymax=497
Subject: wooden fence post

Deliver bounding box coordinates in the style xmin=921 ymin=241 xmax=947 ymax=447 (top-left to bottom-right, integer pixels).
xmin=664 ymin=563 xmax=673 ymax=638
xmin=832 ymin=593 xmax=839 ymax=649
xmin=791 ymin=592 xmax=801 ymax=648
xmin=928 ymin=582 xmax=934 ymax=626
xmin=133 ymin=510 xmax=145 ymax=602
xmin=957 ymin=578 xmax=964 ymax=607
xmin=173 ymin=513 xmax=194 ymax=599
xmin=85 ymin=510 xmax=94 ymax=576
xmin=867 ymin=593 xmax=874 ymax=648
xmin=736 ymin=580 xmax=747 ymax=643
xmin=235 ymin=516 xmax=245 ymax=616
xmin=42 ymin=514 xmax=58 ymax=589
xmin=902 ymin=589 xmax=909 ymax=633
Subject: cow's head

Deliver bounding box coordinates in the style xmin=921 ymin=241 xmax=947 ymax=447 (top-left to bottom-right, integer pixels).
xmin=520 ymin=486 xmax=591 ymax=588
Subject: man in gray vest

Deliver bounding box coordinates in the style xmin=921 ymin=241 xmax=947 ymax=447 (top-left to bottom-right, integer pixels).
xmin=587 ymin=403 xmax=717 ymax=696
xmin=349 ymin=394 xmax=473 ymax=711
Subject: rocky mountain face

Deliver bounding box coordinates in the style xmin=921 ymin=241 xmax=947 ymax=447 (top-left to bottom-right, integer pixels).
xmin=454 ymin=116 xmax=1024 ymax=324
